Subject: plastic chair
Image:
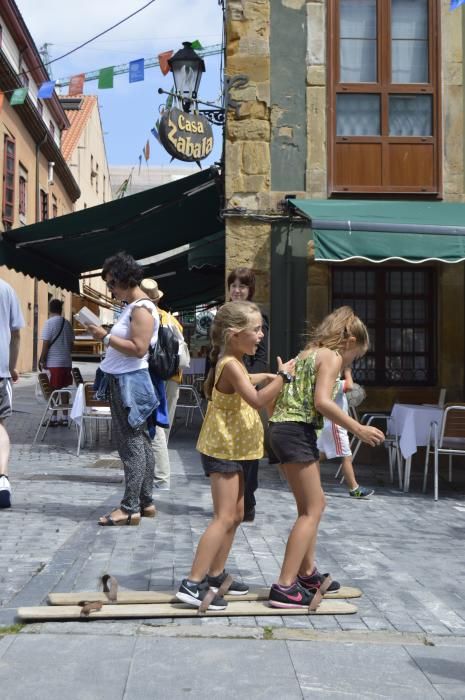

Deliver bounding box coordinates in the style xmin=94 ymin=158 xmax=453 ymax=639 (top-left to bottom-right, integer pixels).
xmin=32 ymin=373 xmax=73 ymax=444
xmin=423 ymin=403 xmax=465 ymax=501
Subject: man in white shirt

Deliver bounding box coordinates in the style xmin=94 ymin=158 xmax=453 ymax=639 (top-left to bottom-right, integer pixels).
xmin=0 ymin=279 xmax=25 ymax=508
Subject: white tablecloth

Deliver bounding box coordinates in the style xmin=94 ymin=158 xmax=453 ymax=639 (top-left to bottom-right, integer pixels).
xmin=389 ymin=403 xmax=444 ymax=459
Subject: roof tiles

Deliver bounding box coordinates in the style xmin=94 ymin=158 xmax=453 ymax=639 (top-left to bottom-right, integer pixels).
xmin=60 ymin=95 xmax=97 ymax=162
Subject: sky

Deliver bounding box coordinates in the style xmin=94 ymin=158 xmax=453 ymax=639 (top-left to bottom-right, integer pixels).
xmin=17 ymin=0 xmax=224 ymax=169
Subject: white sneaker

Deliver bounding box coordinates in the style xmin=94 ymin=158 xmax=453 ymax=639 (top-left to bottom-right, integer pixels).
xmin=0 ymin=475 xmax=11 ymax=508
xmin=154 ymin=481 xmax=170 ymax=491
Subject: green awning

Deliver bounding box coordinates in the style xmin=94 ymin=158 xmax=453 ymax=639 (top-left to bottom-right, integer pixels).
xmin=141 ymin=231 xmax=225 ymax=311
xmin=0 ymin=169 xmax=221 ymax=292
xmin=290 ymin=199 xmax=465 ymax=263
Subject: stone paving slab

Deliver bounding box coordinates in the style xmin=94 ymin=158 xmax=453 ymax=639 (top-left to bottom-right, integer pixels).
xmin=1 ymin=632 xmax=464 ymax=698
xmin=1 ymin=366 xmax=465 ymax=696
xmin=287 ymin=640 xmax=442 ymax=699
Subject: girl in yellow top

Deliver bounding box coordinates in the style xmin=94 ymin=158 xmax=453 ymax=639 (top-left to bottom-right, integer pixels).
xmin=176 ymin=301 xmax=295 ymax=610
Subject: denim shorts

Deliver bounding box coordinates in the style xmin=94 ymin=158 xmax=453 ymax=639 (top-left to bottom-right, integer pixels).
xmin=269 ymin=421 xmax=319 ymax=464
xmin=200 ymin=453 xmax=255 ymax=476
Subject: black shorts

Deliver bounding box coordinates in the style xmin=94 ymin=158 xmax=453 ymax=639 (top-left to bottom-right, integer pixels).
xmin=269 ymin=421 xmax=319 ymax=464
xmin=200 ymin=453 xmax=255 ymax=477
xmin=0 ymin=378 xmax=12 ymax=420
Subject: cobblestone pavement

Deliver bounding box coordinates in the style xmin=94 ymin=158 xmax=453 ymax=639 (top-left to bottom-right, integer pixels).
xmin=1 ymin=365 xmax=465 ymax=698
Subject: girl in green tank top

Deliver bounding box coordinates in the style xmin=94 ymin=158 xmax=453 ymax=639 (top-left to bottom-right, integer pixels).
xmin=267 ymin=306 xmax=385 ymax=610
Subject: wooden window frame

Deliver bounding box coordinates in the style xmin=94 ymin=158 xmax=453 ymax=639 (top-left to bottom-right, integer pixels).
xmin=18 ymin=172 xmax=27 ymax=218
xmin=2 ymin=136 xmax=16 ymax=228
xmin=332 ymin=266 xmax=436 ymax=386
xmin=40 ymin=189 xmax=48 ymax=221
xmin=327 ymin=0 xmax=442 ymax=196
xmin=52 ymin=194 xmax=58 ymax=219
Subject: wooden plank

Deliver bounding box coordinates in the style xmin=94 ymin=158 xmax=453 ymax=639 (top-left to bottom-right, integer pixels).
xmin=47 ymin=586 xmax=362 ymax=606
xmin=18 ymin=599 xmax=357 ymax=621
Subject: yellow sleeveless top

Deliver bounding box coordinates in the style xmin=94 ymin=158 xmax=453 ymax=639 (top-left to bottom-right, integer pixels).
xmin=196 ymin=356 xmax=264 ymax=460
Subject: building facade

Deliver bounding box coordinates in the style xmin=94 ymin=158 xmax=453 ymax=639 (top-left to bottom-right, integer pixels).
xmin=225 ymin=0 xmax=465 ymax=408
xmin=60 ymin=95 xmax=113 ymax=324
xmin=0 ymin=1 xmax=80 ymax=371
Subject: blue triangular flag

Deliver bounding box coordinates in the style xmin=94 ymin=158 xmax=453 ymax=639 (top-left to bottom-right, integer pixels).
xmin=450 ymin=0 xmax=465 ymax=8
xmin=151 ymin=127 xmax=160 ymax=143
xmin=129 ymin=59 xmax=144 ymax=83
xmin=38 ymin=80 xmax=56 ymax=99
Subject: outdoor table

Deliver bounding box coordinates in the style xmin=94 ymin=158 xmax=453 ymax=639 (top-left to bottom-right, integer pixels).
xmin=388 ymin=403 xmax=444 ymax=493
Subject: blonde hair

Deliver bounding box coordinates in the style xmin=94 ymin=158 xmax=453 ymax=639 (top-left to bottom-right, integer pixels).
xmin=307 ymin=306 xmax=369 ymax=353
xmin=203 ymin=301 xmax=261 ymax=399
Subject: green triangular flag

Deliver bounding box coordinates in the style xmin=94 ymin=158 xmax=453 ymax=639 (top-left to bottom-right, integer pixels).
xmin=166 ymin=87 xmax=174 ymax=110
xmin=190 ymin=40 xmax=203 ymax=50
xmin=98 ymin=67 xmax=114 ymax=89
xmin=10 ymin=87 xmax=28 ymax=105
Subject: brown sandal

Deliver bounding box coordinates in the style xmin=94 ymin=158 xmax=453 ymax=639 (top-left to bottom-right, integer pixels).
xmin=141 ymin=504 xmax=156 ymax=518
xmin=98 ymin=509 xmax=140 ymax=526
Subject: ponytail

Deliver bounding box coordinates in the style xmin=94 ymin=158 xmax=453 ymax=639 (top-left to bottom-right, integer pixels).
xmin=201 ymin=300 xmax=261 ymax=400
xmin=203 ymin=344 xmax=220 ymax=400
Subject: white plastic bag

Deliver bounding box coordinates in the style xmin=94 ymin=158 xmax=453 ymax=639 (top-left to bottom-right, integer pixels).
xmin=169 ymin=319 xmax=190 ymax=369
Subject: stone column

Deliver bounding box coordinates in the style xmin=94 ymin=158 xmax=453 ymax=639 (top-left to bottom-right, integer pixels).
xmin=225 ymin=0 xmax=271 ymax=306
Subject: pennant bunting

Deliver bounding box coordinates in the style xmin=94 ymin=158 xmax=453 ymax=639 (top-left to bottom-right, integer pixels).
xmin=143 ymin=139 xmax=150 ymax=161
xmin=0 ymin=92 xmax=4 ymax=113
xmin=68 ymin=74 xmax=85 ymax=96
xmin=166 ymin=87 xmax=174 ymax=110
xmin=98 ymin=67 xmax=114 ymax=89
xmin=158 ymin=50 xmax=173 ymax=76
xmin=151 ymin=127 xmax=160 ymax=143
xmin=190 ymin=40 xmax=203 ymax=50
xmin=38 ymin=80 xmax=56 ymax=99
xmin=450 ymin=0 xmax=465 ymax=8
xmin=129 ymin=58 xmax=144 ymax=83
xmin=10 ymin=87 xmax=28 ymax=106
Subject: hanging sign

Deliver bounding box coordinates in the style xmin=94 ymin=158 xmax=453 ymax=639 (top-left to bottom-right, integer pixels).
xmin=158 ymin=107 xmax=213 ymax=162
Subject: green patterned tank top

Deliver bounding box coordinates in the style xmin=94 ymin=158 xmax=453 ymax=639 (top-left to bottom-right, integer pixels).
xmin=270 ymin=351 xmax=326 ymax=429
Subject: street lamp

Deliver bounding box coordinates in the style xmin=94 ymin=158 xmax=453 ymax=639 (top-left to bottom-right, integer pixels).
xmin=168 ymin=42 xmax=205 ymax=112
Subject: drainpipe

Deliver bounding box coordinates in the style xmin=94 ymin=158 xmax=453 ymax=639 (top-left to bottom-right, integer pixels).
xmin=32 ymin=133 xmax=47 ymax=371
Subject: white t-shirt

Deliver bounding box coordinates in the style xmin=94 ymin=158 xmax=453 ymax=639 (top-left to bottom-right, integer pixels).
xmin=100 ymin=299 xmax=159 ymax=375
xmin=41 ymin=316 xmax=74 ymax=368
xmin=0 ymin=279 xmax=25 ymax=378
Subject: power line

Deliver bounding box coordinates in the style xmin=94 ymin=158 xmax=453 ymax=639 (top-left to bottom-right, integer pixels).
xmin=43 ymin=0 xmax=159 ymax=68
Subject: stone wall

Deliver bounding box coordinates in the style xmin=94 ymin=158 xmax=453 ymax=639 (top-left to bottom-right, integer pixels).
xmin=225 ymin=0 xmax=272 ymax=306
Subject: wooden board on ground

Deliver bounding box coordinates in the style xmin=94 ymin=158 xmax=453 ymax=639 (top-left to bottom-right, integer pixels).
xmin=18 ymin=599 xmax=357 ymax=621
xmin=47 ymin=586 xmax=362 ymax=607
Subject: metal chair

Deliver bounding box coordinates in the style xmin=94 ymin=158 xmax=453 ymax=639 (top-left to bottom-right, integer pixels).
xmin=175 ymin=384 xmax=205 ymax=426
xmin=423 ymin=403 xmax=465 ymax=501
xmin=32 ymin=373 xmax=73 ymax=444
xmin=341 ymin=412 xmax=403 ymax=487
xmin=72 ymin=383 xmax=112 ymax=456
xmin=71 ymin=367 xmax=84 ymax=386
